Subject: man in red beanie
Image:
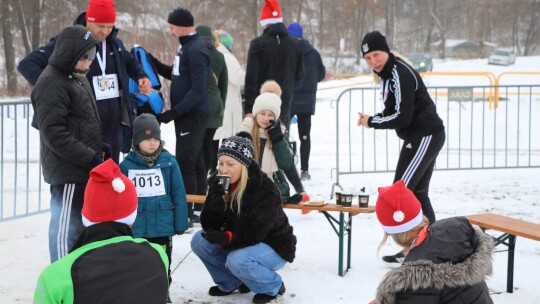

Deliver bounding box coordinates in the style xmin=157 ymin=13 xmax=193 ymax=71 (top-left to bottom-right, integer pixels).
xmin=244 ymin=0 xmax=304 ymax=129
xmin=34 ymin=160 xmax=170 ymax=304
xmin=18 ymin=0 xmax=151 ymax=165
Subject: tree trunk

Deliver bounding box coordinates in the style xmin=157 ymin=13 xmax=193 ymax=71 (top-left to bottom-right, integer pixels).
xmin=15 ymin=0 xmax=31 ymax=54
xmin=31 ymin=0 xmax=41 ymax=50
xmin=2 ymin=0 xmax=18 ymax=95
xmin=319 ymin=0 xmax=324 ymax=49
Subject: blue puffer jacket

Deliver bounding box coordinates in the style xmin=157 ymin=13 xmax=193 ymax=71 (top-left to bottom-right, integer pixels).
xmin=120 ymin=150 xmax=188 ymax=237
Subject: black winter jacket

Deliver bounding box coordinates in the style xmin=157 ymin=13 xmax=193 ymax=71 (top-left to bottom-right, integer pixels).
xmin=200 ymin=162 xmax=297 ymax=262
xmin=18 ymin=12 xmax=148 ymax=153
xmin=368 ymin=53 xmax=444 ymax=140
xmin=244 ymin=23 xmax=303 ymax=126
xmin=31 ymin=25 xmax=102 ymax=185
xmin=376 ymin=217 xmax=494 ymax=304
xmin=291 ymin=38 xmax=326 ymax=115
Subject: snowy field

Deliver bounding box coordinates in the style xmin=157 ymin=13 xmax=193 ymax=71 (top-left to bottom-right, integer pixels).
xmin=1 ymin=56 xmax=540 ymax=303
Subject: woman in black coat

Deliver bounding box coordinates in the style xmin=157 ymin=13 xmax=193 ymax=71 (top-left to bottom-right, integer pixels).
xmin=191 ymin=133 xmax=296 ymax=304
xmin=371 ymin=180 xmax=494 ymax=304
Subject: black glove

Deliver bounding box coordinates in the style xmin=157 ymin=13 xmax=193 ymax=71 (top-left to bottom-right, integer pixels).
xmin=137 ymin=102 xmax=155 ymax=116
xmin=156 ymin=109 xmax=177 ymax=124
xmin=207 ymin=175 xmax=226 ymax=197
xmin=101 ymin=143 xmax=112 ymax=161
xmin=284 ymin=193 xmax=303 ymax=204
xmin=89 ymin=154 xmax=103 ymax=168
xmin=202 ymin=229 xmax=232 ymax=246
xmin=266 ymin=119 xmax=284 ymax=143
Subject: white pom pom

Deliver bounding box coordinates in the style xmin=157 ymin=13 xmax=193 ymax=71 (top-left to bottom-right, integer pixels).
xmin=393 ymin=210 xmax=405 ymax=222
xmin=112 ymin=177 xmax=125 ymax=193
xmin=272 ymin=11 xmax=278 ymax=16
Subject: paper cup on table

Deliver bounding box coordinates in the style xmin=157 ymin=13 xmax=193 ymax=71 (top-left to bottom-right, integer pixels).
xmin=335 ymin=192 xmax=342 ymax=205
xmin=358 ymin=194 xmax=369 ymax=208
xmin=341 ymin=194 xmax=352 ymax=208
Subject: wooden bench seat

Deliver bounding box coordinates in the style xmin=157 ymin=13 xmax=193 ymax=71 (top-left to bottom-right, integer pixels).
xmin=465 ymin=213 xmax=540 ymax=293
xmin=186 ymin=194 xmax=375 ymax=276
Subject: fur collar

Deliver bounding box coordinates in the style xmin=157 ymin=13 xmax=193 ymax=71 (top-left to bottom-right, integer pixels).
xmin=376 ymin=228 xmax=493 ymax=303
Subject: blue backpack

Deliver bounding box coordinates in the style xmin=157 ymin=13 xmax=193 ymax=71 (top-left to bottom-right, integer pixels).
xmin=129 ymin=45 xmax=164 ymax=115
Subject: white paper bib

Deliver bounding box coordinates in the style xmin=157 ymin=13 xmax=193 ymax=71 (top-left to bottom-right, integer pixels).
xmin=128 ymin=169 xmax=166 ymax=197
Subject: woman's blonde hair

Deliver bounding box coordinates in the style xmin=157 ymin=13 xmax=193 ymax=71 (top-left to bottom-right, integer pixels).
xmin=220 ymin=165 xmax=249 ymax=215
xmin=377 ymin=215 xmax=430 ymax=253
xmin=250 ymin=119 xmax=273 ymax=162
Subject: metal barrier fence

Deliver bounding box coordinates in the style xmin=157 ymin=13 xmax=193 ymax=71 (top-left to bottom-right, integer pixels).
xmin=331 ymin=85 xmax=540 ymax=195
xmin=0 ymin=98 xmax=47 ymax=221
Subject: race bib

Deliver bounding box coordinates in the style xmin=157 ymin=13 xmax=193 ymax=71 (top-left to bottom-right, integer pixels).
xmin=93 ymin=73 xmax=120 ymax=100
xmin=128 ymin=169 xmax=166 ymax=197
xmin=172 ymin=55 xmax=180 ymax=76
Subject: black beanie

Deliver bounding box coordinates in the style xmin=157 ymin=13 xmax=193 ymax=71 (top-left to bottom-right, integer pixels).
xmin=167 ymin=8 xmax=194 ymax=27
xmin=361 ymin=31 xmax=390 ymax=57
xmin=217 ymin=132 xmax=254 ymax=166
xmin=133 ymin=114 xmax=161 ymax=146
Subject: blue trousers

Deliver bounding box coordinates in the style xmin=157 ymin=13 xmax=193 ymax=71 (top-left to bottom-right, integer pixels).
xmin=191 ymin=230 xmax=286 ymax=295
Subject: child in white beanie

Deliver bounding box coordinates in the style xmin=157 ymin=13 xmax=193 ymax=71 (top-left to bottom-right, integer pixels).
xmin=239 ymin=81 xmax=308 ymax=203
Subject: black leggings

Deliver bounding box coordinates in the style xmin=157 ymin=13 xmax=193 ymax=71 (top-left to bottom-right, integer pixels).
xmin=294 ymin=114 xmax=312 ymax=171
xmin=145 ymin=236 xmax=173 ymax=285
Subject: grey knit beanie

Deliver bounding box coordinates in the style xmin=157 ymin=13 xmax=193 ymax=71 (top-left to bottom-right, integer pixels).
xmin=133 ymin=114 xmax=161 ymax=146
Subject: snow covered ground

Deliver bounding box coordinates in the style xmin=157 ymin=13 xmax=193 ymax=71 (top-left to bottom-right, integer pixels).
xmin=1 ymin=57 xmax=539 ymax=303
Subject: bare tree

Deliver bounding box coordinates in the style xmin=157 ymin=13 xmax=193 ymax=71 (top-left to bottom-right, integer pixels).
xmin=2 ymin=0 xmax=18 ymax=95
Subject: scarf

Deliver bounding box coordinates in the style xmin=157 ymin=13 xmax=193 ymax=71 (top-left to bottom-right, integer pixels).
xmin=131 ymin=141 xmax=164 ymax=167
xmin=239 ymin=117 xmax=279 ymax=178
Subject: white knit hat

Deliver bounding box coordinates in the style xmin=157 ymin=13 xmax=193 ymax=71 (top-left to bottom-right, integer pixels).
xmin=252 ymin=80 xmax=282 ymax=118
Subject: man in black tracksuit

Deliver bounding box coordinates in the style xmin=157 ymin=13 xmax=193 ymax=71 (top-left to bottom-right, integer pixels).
xmin=18 ymin=3 xmax=150 ymax=163
xmin=244 ymin=1 xmax=303 ymax=129
xmin=148 ymin=8 xmax=210 ymax=225
xmin=357 ymin=31 xmax=445 ymax=263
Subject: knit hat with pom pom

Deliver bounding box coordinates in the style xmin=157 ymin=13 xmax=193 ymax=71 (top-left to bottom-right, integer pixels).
xmin=375 ymin=180 xmax=423 ymax=234
xmin=82 ymin=159 xmax=138 ymax=226
xmin=252 ymin=80 xmax=282 ymax=118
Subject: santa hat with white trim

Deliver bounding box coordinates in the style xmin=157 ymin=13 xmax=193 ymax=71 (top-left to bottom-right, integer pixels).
xmin=375 ymin=180 xmax=423 ymax=234
xmin=82 ymin=159 xmax=138 ymax=227
xmin=260 ymin=0 xmax=283 ymax=27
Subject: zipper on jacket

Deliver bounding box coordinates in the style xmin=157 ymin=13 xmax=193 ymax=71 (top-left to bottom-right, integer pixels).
xmin=276 ymin=35 xmax=280 ymax=45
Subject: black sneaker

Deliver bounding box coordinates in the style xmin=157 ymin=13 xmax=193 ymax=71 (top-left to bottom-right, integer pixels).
xmin=252 ymin=282 xmax=285 ymax=304
xmin=382 ymin=250 xmax=405 ymax=264
xmin=209 ymin=283 xmax=250 ymax=296
xmin=300 ymin=171 xmax=311 ymax=181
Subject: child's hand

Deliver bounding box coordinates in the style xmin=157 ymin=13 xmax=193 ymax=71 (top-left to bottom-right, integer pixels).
xmin=267 ymin=120 xmax=284 ymax=143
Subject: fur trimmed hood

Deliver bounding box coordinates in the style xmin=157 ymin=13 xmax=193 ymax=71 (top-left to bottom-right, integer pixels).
xmin=376 ymin=219 xmax=494 ymax=304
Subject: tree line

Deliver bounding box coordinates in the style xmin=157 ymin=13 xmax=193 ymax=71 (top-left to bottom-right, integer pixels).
xmin=2 ymin=0 xmax=539 ymax=96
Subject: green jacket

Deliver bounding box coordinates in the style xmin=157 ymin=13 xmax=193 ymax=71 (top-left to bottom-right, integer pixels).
xmin=34 ymin=222 xmax=169 ymax=304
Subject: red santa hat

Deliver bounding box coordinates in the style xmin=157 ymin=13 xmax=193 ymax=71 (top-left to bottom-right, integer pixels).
xmin=86 ymin=0 xmax=116 ymax=24
xmin=375 ymin=180 xmax=423 ymax=234
xmin=260 ymin=0 xmax=283 ymax=27
xmin=82 ymin=159 xmax=138 ymax=226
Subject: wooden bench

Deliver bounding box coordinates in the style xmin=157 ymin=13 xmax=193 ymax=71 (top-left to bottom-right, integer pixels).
xmin=187 ymin=194 xmax=375 ymax=276
xmin=465 ymin=213 xmax=540 ymax=293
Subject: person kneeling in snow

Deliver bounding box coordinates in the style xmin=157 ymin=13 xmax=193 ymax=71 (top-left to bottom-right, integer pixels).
xmin=370 ymin=180 xmax=494 ymax=304
xmin=191 ymin=133 xmax=296 ymax=304
xmin=34 ymin=160 xmax=169 ymax=304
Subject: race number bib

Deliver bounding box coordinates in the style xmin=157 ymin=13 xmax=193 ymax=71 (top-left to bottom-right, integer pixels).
xmin=172 ymin=55 xmax=180 ymax=76
xmin=92 ymin=73 xmax=120 ymax=100
xmin=128 ymin=169 xmax=166 ymax=197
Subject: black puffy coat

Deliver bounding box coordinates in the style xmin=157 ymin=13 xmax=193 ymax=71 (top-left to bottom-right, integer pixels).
xmin=376 ymin=217 xmax=494 ymax=304
xmin=31 ymin=25 xmax=102 ymax=185
xmin=290 ymin=38 xmax=326 ymax=115
xmin=200 ymin=161 xmax=297 ymax=263
xmin=244 ymin=23 xmax=303 ymax=127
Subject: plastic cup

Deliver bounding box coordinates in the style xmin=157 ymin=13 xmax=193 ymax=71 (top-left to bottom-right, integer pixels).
xmin=358 ymin=194 xmax=369 ymax=208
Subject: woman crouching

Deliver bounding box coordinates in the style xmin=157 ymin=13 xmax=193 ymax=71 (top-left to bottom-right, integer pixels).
xmin=191 ymin=132 xmax=296 ymax=304
xmin=371 ymin=180 xmax=494 ymax=304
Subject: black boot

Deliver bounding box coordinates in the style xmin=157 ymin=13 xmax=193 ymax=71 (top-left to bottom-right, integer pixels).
xmin=252 ymin=282 xmax=285 ymax=304
xmin=382 ymin=250 xmax=405 ymax=264
xmin=209 ymin=283 xmax=250 ymax=296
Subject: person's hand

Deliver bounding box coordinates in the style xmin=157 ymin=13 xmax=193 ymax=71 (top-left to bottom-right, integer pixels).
xmin=266 ymin=119 xmax=284 ymax=143
xmin=244 ymin=113 xmax=253 ymax=118
xmin=357 ymin=112 xmax=371 ymax=128
xmin=156 ymin=109 xmax=177 ymax=124
xmin=101 ymin=143 xmax=112 ymax=160
xmin=207 ymin=175 xmax=226 ymax=197
xmin=322 ymin=73 xmax=334 ymax=82
xmin=368 ymin=299 xmax=377 ymax=304
xmin=89 ymin=154 xmax=103 ymax=168
xmin=176 ymin=231 xmax=185 ymax=235
xmin=138 ymin=77 xmax=151 ymax=95
xmin=202 ymin=229 xmax=232 ymax=246
xmin=137 ymin=102 xmax=154 ymax=115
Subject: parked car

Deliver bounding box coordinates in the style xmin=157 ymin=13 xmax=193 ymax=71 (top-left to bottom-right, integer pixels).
xmin=488 ymin=48 xmax=516 ymax=66
xmin=410 ymin=53 xmax=433 ymax=73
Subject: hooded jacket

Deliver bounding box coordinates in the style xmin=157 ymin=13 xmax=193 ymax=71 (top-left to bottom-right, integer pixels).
xmin=31 ymin=25 xmax=102 ymax=185
xmin=18 ymin=12 xmax=148 ymax=153
xmin=291 ymin=38 xmax=326 ymax=115
xmin=200 ymin=161 xmax=297 ymax=263
xmin=244 ymin=23 xmax=304 ymax=126
xmin=376 ymin=217 xmax=494 ymax=304
xmin=368 ymin=53 xmax=444 ymax=140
